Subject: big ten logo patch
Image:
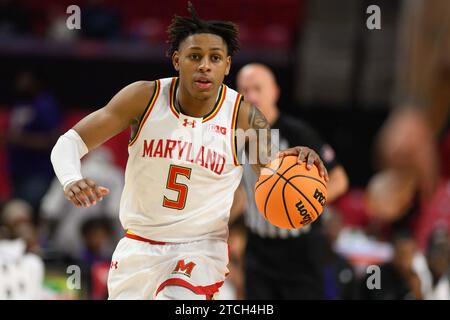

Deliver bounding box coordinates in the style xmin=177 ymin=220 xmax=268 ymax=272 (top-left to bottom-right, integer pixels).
xmin=295 ymin=200 xmax=312 ymax=225
xmin=313 ymin=188 xmax=326 ymax=206
xmin=208 ymin=124 xmax=227 ymax=135
xmin=172 ymin=260 xmax=196 ymax=278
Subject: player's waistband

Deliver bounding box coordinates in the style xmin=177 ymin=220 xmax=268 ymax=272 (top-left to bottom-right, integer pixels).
xmin=125 ymin=230 xmax=167 ymax=245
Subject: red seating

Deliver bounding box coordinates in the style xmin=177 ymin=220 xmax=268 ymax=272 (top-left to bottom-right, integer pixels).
xmin=20 ymin=0 xmax=305 ymax=49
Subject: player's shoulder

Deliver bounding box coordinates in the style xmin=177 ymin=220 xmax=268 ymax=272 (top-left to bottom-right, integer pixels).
xmin=124 ymin=77 xmax=177 ymax=97
xmin=122 ymin=80 xmax=156 ymax=97
xmin=113 ymin=80 xmax=161 ymax=109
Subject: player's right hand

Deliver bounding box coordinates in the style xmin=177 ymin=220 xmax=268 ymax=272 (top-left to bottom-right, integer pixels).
xmin=64 ymin=178 xmax=110 ymax=208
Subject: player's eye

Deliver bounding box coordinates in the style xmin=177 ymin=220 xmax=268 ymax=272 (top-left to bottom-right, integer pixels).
xmin=211 ymin=55 xmax=222 ymax=62
xmin=190 ymin=53 xmax=200 ymax=60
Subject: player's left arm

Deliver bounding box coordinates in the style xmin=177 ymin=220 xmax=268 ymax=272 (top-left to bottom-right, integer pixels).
xmin=236 ymin=101 xmax=329 ymax=181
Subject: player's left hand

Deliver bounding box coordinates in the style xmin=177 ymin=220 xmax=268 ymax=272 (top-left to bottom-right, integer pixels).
xmin=278 ymin=146 xmax=329 ymax=181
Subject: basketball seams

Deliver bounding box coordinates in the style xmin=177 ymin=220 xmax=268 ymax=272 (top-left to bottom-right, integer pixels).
xmin=285 ymin=175 xmax=320 ymax=218
xmin=281 ymin=181 xmax=297 ymax=229
xmin=262 ymin=163 xmax=299 ymax=220
xmin=290 ymin=174 xmax=326 ymax=189
xmin=262 ymin=161 xmax=326 ymax=190
xmin=263 ymin=167 xmax=323 ymax=220
xmin=255 ymin=156 xmax=287 ymax=191
xmin=257 ymin=157 xmax=326 ymax=228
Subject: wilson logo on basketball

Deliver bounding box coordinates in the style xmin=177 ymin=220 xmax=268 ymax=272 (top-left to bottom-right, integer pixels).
xmin=172 ymin=259 xmax=196 ymax=277
xmin=313 ymin=189 xmax=326 ymax=206
xmin=295 ymin=200 xmax=313 ymax=225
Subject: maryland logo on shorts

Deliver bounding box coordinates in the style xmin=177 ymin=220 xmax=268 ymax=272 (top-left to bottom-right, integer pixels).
xmin=172 ymin=259 xmax=196 ymax=278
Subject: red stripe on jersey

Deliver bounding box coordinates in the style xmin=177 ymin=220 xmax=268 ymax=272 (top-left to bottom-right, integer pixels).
xmin=230 ymin=94 xmax=243 ymax=166
xmin=129 ymin=80 xmax=160 ymax=147
xmin=125 ymin=231 xmax=167 ymax=245
xmin=169 ymin=77 xmax=179 ymax=118
xmin=202 ymin=85 xmax=226 ymax=123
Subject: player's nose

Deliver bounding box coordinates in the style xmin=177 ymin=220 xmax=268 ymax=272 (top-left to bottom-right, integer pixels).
xmin=198 ymin=57 xmax=211 ymax=72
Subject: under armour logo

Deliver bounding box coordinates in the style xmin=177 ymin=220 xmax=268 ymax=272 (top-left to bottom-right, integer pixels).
xmin=110 ymin=261 xmax=118 ymax=270
xmin=182 ymin=119 xmax=196 ymax=128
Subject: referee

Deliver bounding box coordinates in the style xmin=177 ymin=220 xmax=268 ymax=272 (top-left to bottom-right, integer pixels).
xmin=235 ymin=64 xmax=349 ymax=299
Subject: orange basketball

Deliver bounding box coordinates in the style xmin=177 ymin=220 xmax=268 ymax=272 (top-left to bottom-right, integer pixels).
xmin=254 ymin=155 xmax=327 ymax=229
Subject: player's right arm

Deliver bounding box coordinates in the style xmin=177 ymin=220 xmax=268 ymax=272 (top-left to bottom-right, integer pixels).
xmin=51 ymin=81 xmax=155 ymax=208
xmin=236 ymin=100 xmax=328 ymax=180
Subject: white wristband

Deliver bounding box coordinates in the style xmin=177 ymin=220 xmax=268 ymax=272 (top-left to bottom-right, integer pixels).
xmin=50 ymin=129 xmax=89 ymax=191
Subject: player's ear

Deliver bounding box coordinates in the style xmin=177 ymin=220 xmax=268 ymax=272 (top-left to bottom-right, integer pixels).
xmin=224 ymin=56 xmax=231 ymax=76
xmin=172 ymin=51 xmax=180 ymax=71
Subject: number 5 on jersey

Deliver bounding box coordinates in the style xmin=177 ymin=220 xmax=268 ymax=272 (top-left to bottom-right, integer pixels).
xmin=163 ymin=165 xmax=192 ymax=210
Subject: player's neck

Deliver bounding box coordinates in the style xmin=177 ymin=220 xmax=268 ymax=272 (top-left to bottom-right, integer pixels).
xmin=176 ymin=86 xmax=219 ymax=118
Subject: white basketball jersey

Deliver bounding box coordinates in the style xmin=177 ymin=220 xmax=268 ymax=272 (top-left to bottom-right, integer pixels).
xmin=119 ymin=77 xmax=244 ymax=242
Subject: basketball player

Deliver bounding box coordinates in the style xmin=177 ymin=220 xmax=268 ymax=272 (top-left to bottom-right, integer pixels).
xmin=49 ymin=4 xmax=328 ymax=300
xmin=235 ymin=63 xmax=349 ymax=299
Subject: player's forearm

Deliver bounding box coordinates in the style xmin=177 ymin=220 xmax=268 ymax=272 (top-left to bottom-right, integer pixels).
xmin=50 ymin=129 xmax=88 ymax=190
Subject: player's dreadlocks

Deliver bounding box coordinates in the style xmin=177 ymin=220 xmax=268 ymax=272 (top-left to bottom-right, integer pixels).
xmin=167 ymin=2 xmax=240 ymax=57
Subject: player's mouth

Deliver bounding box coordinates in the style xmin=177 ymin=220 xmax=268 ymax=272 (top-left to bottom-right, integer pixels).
xmin=194 ymin=78 xmax=213 ymax=90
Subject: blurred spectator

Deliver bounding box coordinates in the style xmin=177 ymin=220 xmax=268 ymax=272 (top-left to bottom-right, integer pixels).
xmin=79 ymin=216 xmax=115 ymax=300
xmin=321 ymin=209 xmax=358 ymax=299
xmin=7 ymin=71 xmax=61 ymax=212
xmin=46 ymin=4 xmax=78 ymax=42
xmin=0 ymin=199 xmax=44 ymax=299
xmin=80 ymin=216 xmax=114 ymax=267
xmin=360 ymin=231 xmax=423 ymax=300
xmin=41 ymin=147 xmax=123 ymax=260
xmin=1 ymin=199 xmax=41 ymax=255
xmin=0 ymin=238 xmax=44 ymax=299
xmin=424 ymin=227 xmax=450 ymax=299
xmin=235 ymin=63 xmax=349 ymax=299
xmin=0 ymin=0 xmax=31 ymax=36
xmin=81 ymin=0 xmax=122 ymax=40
